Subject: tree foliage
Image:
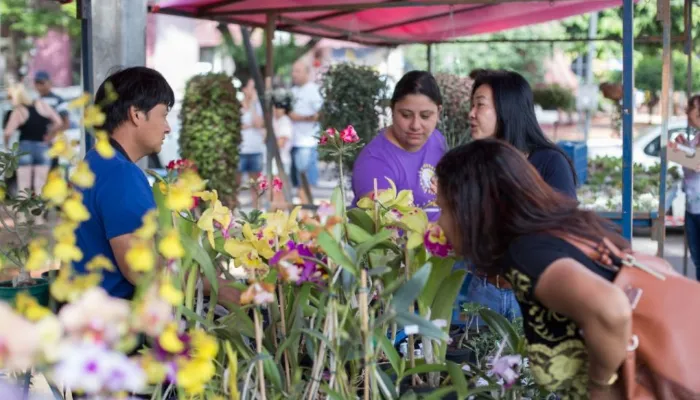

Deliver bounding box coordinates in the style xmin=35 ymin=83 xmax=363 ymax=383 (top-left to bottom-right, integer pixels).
xmin=319 ymin=63 xmax=389 ymax=167
xmin=1 ymin=0 xmax=80 ymax=38
xmin=434 ymin=73 xmax=473 ymax=149
xmin=179 ymin=73 xmax=242 ymax=207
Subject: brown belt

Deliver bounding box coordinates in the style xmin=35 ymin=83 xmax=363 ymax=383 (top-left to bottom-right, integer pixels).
xmin=476 ymin=273 xmax=512 ymax=290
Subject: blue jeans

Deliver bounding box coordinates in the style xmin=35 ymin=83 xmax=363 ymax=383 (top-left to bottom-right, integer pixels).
xmin=453 ymin=260 xmax=521 ymax=327
xmin=18 ymin=140 xmax=51 ymax=166
xmin=685 ymin=212 xmax=700 ymax=280
xmin=291 ymin=147 xmax=319 ymax=187
xmin=239 ymin=153 xmax=263 ymax=174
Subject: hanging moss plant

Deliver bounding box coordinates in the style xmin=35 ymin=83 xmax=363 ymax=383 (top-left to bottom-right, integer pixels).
xmin=179 ymin=73 xmax=242 ymax=207
xmin=319 ymin=63 xmax=388 ymax=168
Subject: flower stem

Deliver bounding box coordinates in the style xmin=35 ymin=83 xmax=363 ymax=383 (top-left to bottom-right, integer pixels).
xmin=405 ymin=247 xmax=417 ymax=387
xmin=360 ymin=269 xmax=370 ymax=400
xmin=253 ymin=308 xmax=267 ymax=400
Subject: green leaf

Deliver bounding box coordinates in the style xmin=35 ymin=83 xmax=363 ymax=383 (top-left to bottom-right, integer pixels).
xmin=421 ymin=387 xmax=457 ymax=400
xmin=331 ymin=186 xmax=344 ymax=241
xmin=375 ymin=332 xmax=401 ymax=375
xmin=391 ymin=263 xmax=432 ymax=311
xmin=263 ymin=356 xmax=284 ymax=392
xmin=430 ymin=270 xmax=467 ymax=325
xmin=274 ymin=330 xmax=301 ymax=363
xmin=300 ymin=328 xmax=331 ymax=347
xmin=479 ymin=308 xmax=523 ymax=354
xmin=418 ymin=257 xmax=455 ymax=314
xmin=395 ymin=311 xmax=447 ymax=341
xmin=354 ymin=229 xmax=394 ymax=259
xmin=322 ymin=386 xmax=348 ymax=400
xmin=375 ymin=367 xmax=398 ymax=399
xmin=180 ymin=235 xmax=218 ymax=295
xmin=316 ymin=231 xmax=358 ymax=277
xmin=447 ymin=361 xmax=469 ymax=399
xmin=347 ymin=208 xmax=375 ymax=233
xmin=346 ymin=223 xmax=373 ymax=243
xmin=178 ymin=306 xmax=214 ymax=330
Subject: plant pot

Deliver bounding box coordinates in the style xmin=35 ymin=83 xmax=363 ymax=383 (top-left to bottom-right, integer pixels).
xmin=0 ymin=278 xmax=50 ymax=306
xmin=400 ymin=384 xmax=458 ymax=400
xmin=445 ymin=348 xmax=477 ymax=364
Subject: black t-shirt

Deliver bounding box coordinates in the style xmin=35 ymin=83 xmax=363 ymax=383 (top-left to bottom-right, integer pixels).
xmin=528 ymin=148 xmax=577 ymax=200
xmin=504 ymin=233 xmax=615 ymax=398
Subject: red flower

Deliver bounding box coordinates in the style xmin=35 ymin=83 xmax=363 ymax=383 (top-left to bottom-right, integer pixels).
xmin=340 ymin=125 xmax=360 ymax=143
xmin=272 ymin=176 xmax=283 ymax=193
xmin=257 ymin=176 xmax=269 ymax=193
xmin=166 ymin=160 xmax=177 ymax=171
xmin=319 ymin=128 xmax=335 ymax=146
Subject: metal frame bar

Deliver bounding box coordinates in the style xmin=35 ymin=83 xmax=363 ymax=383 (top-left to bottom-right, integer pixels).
xmin=277 ymin=15 xmax=410 ymax=45
xmin=277 ymin=0 xmax=404 ymax=29
xmin=202 ymin=0 xmax=569 ymax=16
xmin=78 ymin=0 xmax=94 ymax=153
xmin=198 ymin=0 xmax=246 ymax=13
xmin=683 ymin=0 xmax=694 ymax=276
xmin=621 ymin=0 xmax=634 ymax=241
xmin=362 ymin=4 xmax=489 ymax=34
xmin=657 ymin=0 xmax=672 ymax=256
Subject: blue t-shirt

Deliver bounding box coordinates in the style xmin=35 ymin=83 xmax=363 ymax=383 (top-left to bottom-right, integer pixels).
xmin=74 ymin=147 xmax=155 ymax=299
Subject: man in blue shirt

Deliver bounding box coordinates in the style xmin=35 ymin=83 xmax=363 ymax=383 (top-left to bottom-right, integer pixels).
xmin=74 ymin=67 xmax=239 ymax=305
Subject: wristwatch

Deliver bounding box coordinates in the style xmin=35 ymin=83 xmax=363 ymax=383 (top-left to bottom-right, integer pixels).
xmin=590 ymin=372 xmax=618 ymax=387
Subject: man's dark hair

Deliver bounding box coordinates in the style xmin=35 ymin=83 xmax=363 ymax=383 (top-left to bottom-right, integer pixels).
xmin=95 ymin=67 xmax=175 ymax=134
xmin=688 ymin=94 xmax=700 ymax=111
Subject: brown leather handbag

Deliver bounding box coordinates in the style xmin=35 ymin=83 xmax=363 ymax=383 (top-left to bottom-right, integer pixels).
xmin=563 ymin=235 xmax=700 ymax=399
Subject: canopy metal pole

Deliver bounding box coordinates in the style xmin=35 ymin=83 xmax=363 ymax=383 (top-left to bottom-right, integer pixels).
xmin=265 ymin=13 xmax=276 ymax=180
xmin=583 ymin=12 xmax=598 ymax=142
xmin=657 ymin=0 xmax=672 ymax=257
xmin=683 ymin=0 xmax=693 ymax=276
xmin=78 ymin=0 xmax=94 ymax=155
xmin=621 ymin=0 xmax=635 ymax=241
xmin=426 ymin=43 xmax=433 ymax=73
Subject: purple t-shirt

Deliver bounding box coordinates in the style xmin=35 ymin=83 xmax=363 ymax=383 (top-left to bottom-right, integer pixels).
xmin=351 ymin=129 xmax=447 ymax=221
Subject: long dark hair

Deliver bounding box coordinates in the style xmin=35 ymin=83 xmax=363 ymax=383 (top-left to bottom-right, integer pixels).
xmin=436 ymin=139 xmax=628 ymax=272
xmin=471 ymin=70 xmax=576 ymax=184
xmin=391 ymin=70 xmax=442 ymax=109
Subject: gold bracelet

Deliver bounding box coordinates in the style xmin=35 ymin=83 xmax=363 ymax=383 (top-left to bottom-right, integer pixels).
xmin=590 ymin=372 xmax=618 ymax=387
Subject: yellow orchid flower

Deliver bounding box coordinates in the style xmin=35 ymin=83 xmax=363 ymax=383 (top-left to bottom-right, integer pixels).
xmin=69 ymin=161 xmax=95 ymax=188
xmin=54 ymin=241 xmax=83 ymax=263
xmin=85 ymin=255 xmax=115 ymax=272
xmin=263 ymin=206 xmax=301 ymax=243
xmin=125 ymin=240 xmax=155 ymax=272
xmin=159 ymin=281 xmax=183 ymax=305
xmin=197 ymin=196 xmax=232 ymax=247
xmin=68 ymin=93 xmax=90 ymax=109
xmin=49 ymin=269 xmax=101 ymax=303
xmin=179 ymin=169 xmax=205 ymax=192
xmin=134 ymin=210 xmax=158 ymax=240
xmin=224 ymin=223 xmax=275 ymax=266
xmin=52 ymin=220 xmax=78 ymax=243
xmin=191 ymin=329 xmax=219 ymax=360
xmin=95 ymin=131 xmax=115 ymax=159
xmin=357 ymin=177 xmax=414 ymax=212
xmin=401 ymin=208 xmax=430 ymax=249
xmin=15 ymin=292 xmax=52 ymax=322
xmin=159 ymin=323 xmax=184 ymax=353
xmin=165 ymin=181 xmax=194 ymax=211
xmin=158 ymin=229 xmax=184 ymax=260
xmin=47 ymin=133 xmax=75 ymax=159
xmin=62 ymin=193 xmax=90 ymax=223
xmin=83 ymin=105 xmax=106 ymax=127
xmin=26 ymin=239 xmax=50 ymax=271
xmin=42 ymin=170 xmax=69 ymax=205
xmin=176 ymin=358 xmax=215 ymax=395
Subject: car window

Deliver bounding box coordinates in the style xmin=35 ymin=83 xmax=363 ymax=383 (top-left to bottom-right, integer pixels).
xmin=644 ymin=128 xmax=693 ymax=157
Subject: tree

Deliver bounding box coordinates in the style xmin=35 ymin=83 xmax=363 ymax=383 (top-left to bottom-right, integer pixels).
xmin=1 ymin=0 xmax=80 ymax=80
xmin=402 ymin=23 xmax=565 ymax=83
xmin=561 ymin=3 xmax=700 ymax=59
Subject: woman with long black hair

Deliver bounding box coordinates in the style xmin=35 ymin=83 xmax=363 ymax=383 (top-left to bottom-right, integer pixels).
xmin=437 ymin=139 xmax=630 ymax=398
xmin=459 ymin=70 xmax=578 ymax=324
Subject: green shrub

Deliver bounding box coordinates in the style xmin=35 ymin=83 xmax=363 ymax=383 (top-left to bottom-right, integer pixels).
xmin=435 ymin=73 xmax=473 ymax=149
xmin=179 ymin=73 xmax=242 ymax=207
xmin=319 ymin=63 xmax=388 ymax=167
xmin=532 ymin=84 xmax=575 ymax=111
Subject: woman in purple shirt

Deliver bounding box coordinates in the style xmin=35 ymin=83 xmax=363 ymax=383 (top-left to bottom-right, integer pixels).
xmin=351 ymin=70 xmax=447 ymax=221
